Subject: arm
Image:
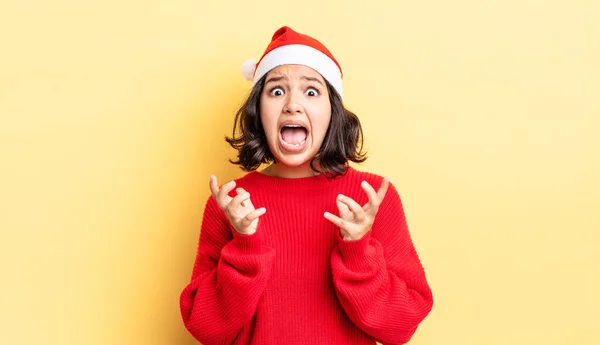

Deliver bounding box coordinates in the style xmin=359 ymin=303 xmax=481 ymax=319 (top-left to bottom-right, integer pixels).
xmin=330 ymin=182 xmax=433 ymax=344
xmin=180 ymin=196 xmax=275 ymax=344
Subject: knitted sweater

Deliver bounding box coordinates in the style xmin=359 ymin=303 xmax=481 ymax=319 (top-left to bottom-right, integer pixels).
xmin=180 ymin=167 xmax=433 ymax=344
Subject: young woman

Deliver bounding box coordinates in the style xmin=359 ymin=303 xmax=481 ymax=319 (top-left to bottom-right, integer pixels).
xmin=180 ymin=26 xmax=433 ymax=345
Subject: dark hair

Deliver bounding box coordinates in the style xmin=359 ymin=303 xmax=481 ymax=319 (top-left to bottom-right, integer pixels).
xmin=225 ymin=75 xmax=367 ymax=177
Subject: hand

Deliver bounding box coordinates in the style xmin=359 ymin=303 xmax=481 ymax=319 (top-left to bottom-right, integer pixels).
xmin=209 ymin=175 xmax=266 ymax=235
xmin=324 ymin=178 xmax=390 ymax=241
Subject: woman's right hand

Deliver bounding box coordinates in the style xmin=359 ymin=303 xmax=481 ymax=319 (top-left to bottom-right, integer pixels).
xmin=209 ymin=175 xmax=266 ymax=235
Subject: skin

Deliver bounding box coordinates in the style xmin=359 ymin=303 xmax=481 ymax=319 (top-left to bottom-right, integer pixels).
xmin=210 ymin=64 xmax=390 ymax=240
xmin=324 ymin=178 xmax=390 ymax=241
xmin=260 ymin=64 xmax=332 ymax=179
xmin=209 ymin=176 xmax=264 ymax=236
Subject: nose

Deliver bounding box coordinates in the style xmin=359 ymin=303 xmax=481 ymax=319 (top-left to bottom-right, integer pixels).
xmin=283 ymin=92 xmax=302 ymax=114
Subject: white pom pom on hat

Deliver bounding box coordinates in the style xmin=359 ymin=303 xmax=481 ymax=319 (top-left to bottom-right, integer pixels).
xmin=239 ymin=26 xmax=344 ymax=99
xmin=241 ymin=59 xmax=257 ymax=81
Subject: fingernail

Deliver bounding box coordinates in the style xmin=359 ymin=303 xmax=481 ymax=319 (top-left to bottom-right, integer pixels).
xmin=337 ymin=194 xmax=344 ymax=199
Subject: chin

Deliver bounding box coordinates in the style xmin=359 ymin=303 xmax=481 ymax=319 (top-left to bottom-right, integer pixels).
xmin=273 ymin=154 xmax=313 ymax=168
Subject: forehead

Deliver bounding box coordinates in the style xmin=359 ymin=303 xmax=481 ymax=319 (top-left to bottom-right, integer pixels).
xmin=266 ymin=64 xmax=325 ymax=82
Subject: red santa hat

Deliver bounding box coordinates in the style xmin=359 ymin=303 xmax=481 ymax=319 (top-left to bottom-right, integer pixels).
xmin=241 ymin=26 xmax=344 ymax=99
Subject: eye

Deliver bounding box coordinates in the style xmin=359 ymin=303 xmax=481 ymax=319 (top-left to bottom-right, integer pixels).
xmin=270 ymin=87 xmax=284 ymax=96
xmin=305 ymin=88 xmax=319 ymax=97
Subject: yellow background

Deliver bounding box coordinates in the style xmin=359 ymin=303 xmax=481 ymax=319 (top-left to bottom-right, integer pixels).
xmin=1 ymin=0 xmax=599 ymax=344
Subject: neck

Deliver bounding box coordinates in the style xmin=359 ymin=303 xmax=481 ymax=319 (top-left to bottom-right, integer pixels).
xmin=261 ymin=162 xmax=322 ymax=179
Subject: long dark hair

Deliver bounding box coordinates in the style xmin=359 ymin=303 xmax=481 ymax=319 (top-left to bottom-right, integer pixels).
xmin=225 ymin=75 xmax=367 ymax=177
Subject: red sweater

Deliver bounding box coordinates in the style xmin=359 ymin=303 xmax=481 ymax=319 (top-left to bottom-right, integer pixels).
xmin=180 ymin=167 xmax=433 ymax=344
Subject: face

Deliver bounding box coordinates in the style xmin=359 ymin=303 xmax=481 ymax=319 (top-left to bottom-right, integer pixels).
xmin=259 ymin=64 xmax=332 ymax=171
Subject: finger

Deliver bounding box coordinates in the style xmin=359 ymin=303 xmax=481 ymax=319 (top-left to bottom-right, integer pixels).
xmin=236 ymin=187 xmax=254 ymax=208
xmin=209 ymin=175 xmax=220 ymax=199
xmin=336 ymin=196 xmax=351 ymax=214
xmin=228 ymin=191 xmax=251 ymax=214
xmin=377 ymin=177 xmax=391 ymax=201
xmin=337 ymin=194 xmax=365 ymax=221
xmin=217 ymin=180 xmax=236 ymax=205
xmin=240 ymin=207 xmax=267 ymax=228
xmin=324 ymin=211 xmax=352 ymax=232
xmin=361 ymin=180 xmax=380 ymax=210
xmin=244 ymin=197 xmax=255 ymax=209
xmin=236 ymin=187 xmax=249 ymax=207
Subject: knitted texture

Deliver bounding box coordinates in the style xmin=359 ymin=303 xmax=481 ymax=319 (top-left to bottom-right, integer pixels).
xmin=180 ymin=167 xmax=433 ymax=344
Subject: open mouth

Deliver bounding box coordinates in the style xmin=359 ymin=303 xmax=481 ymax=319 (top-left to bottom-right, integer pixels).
xmin=279 ymin=124 xmax=308 ymax=152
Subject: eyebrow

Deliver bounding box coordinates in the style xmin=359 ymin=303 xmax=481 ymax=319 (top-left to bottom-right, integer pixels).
xmin=301 ymin=76 xmax=324 ymax=86
xmin=265 ymin=75 xmax=287 ymax=84
xmin=264 ymin=75 xmax=324 ymax=86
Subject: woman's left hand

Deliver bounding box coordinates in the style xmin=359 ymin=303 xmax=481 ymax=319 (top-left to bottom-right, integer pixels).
xmin=324 ymin=178 xmax=390 ymax=241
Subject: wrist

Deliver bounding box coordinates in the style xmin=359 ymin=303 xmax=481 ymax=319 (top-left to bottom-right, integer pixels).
xmin=341 ymin=229 xmax=369 ymax=241
xmin=230 ymin=225 xmax=262 ymax=252
xmin=335 ymin=231 xmax=382 ymax=270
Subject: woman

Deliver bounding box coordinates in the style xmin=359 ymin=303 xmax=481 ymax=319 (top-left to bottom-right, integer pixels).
xmin=180 ymin=26 xmax=433 ymax=345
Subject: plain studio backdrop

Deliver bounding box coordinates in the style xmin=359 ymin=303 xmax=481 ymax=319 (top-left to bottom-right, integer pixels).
xmin=1 ymin=1 xmax=599 ymax=344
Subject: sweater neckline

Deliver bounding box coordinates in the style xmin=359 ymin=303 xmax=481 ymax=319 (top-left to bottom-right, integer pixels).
xmin=244 ymin=166 xmax=355 ymax=188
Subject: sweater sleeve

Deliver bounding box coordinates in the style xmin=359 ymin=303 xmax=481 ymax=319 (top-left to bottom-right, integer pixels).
xmin=330 ymin=182 xmax=433 ymax=345
xmin=180 ymin=196 xmax=275 ymax=345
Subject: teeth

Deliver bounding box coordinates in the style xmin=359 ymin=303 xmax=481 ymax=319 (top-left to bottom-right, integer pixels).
xmin=283 ymin=139 xmax=306 ymax=147
xmin=281 ymin=125 xmax=307 ymax=148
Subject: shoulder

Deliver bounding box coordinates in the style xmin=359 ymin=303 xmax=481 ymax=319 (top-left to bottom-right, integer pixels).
xmin=337 ymin=166 xmax=402 ymax=206
xmin=347 ymin=166 xmax=404 ymax=204
xmin=346 ymin=169 xmax=410 ymax=226
xmin=233 ymin=171 xmax=264 ymax=190
xmin=345 ymin=166 xmax=392 ymax=190
xmin=236 ymin=170 xmax=264 ymax=183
